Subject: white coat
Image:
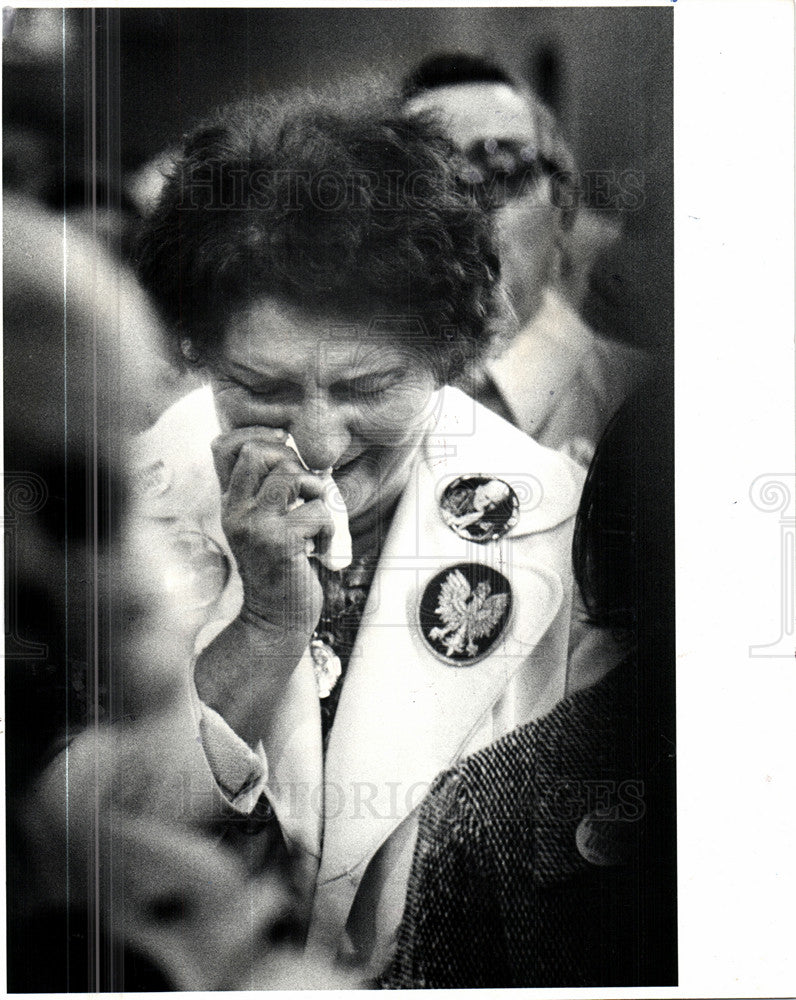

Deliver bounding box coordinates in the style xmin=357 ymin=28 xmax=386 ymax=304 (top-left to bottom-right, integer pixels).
xmin=131 ymin=383 xmax=586 ymax=976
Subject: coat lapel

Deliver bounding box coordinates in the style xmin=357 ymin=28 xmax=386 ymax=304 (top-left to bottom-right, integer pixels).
xmin=318 ymin=388 xmax=582 ymax=886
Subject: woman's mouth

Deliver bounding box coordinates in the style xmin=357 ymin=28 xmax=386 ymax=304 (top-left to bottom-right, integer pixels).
xmin=332 ymin=449 xmax=368 ymax=476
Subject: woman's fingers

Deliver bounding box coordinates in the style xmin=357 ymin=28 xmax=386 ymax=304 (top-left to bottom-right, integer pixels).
xmin=286 ymin=497 xmax=335 ymax=549
xmin=224 ymin=440 xmax=303 ymax=504
xmin=256 ymin=469 xmax=327 ymax=512
xmin=210 ymin=430 xmax=332 ymax=635
xmin=211 ymin=427 xmax=288 ymax=491
xmin=221 ymin=444 xmax=333 ymax=558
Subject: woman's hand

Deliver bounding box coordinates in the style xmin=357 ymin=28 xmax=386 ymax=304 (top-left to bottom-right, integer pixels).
xmin=211 ymin=427 xmax=333 ymax=638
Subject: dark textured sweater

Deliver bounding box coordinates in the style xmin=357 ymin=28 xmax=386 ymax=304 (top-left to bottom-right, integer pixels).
xmin=383 ymin=661 xmax=676 ymax=988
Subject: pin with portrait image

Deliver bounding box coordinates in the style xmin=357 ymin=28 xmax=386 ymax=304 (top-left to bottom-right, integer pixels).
xmin=439 ymin=475 xmax=519 ymax=543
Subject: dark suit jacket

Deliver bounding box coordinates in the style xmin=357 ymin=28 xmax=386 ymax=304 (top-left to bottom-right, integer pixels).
xmin=383 ymin=660 xmax=676 ymax=988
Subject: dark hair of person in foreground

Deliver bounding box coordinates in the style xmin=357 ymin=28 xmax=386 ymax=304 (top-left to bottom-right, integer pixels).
xmin=401 ymin=51 xmax=515 ymax=100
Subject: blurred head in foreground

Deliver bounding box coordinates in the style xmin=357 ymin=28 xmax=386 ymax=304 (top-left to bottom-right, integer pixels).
xmin=3 ymin=195 xmax=196 ymax=786
xmin=5 ymin=196 xmax=349 ymax=990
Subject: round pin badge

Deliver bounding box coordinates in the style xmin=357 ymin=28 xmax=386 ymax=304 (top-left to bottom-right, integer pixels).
xmin=418 ymin=562 xmax=512 ymax=666
xmin=439 ymin=475 xmax=519 ymax=543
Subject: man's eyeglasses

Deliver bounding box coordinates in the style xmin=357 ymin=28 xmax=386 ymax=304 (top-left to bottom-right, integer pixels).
xmin=459 ymin=138 xmax=567 ymax=209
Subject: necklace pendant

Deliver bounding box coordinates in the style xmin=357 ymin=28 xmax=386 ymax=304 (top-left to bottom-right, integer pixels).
xmin=310 ymin=635 xmax=342 ymax=699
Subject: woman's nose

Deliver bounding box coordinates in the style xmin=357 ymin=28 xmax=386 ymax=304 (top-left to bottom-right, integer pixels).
xmin=288 ymin=399 xmax=352 ymax=471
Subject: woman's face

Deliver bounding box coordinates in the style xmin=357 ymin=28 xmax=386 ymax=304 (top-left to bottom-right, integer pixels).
xmin=208 ymin=297 xmax=440 ymax=533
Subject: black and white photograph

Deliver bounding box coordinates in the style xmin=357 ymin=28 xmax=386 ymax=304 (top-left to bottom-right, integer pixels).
xmin=2 ymin=3 xmax=792 ymax=995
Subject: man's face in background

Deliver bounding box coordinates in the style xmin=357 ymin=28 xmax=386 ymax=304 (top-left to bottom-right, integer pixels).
xmin=405 ymin=81 xmax=564 ymax=328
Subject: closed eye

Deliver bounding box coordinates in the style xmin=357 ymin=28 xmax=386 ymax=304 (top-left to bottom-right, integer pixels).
xmin=222 ymin=374 xmax=299 ymax=403
xmin=330 ymin=372 xmax=402 ymax=402
xmin=218 ymin=368 xmax=404 ymax=404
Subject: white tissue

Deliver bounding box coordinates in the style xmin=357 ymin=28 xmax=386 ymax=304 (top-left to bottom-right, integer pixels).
xmin=284 ymin=434 xmax=353 ymax=572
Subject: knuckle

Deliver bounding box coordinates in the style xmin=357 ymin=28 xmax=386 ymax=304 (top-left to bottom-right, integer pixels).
xmin=260 ymin=482 xmax=286 ymax=507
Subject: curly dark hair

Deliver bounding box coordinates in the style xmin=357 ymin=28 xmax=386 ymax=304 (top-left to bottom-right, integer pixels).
xmin=136 ymin=84 xmax=509 ymax=381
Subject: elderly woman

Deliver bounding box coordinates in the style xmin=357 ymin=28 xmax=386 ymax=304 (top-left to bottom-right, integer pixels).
xmin=134 ymin=84 xmax=585 ymax=977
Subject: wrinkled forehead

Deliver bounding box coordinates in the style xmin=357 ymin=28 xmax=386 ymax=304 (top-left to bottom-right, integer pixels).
xmin=220 ymin=297 xmax=428 ymax=375
xmin=405 ymin=82 xmax=539 ymax=150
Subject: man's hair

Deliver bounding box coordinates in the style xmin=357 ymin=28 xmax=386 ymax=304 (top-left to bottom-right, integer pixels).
xmin=401 ymin=52 xmax=577 ymax=183
xmin=401 ymin=52 xmax=515 ymax=101
xmin=136 ymin=83 xmax=509 ymax=381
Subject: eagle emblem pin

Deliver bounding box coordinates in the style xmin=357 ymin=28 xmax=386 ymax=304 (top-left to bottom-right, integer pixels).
xmin=419 ymin=563 xmax=512 ymax=665
xmin=439 ymin=475 xmax=519 ymax=543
